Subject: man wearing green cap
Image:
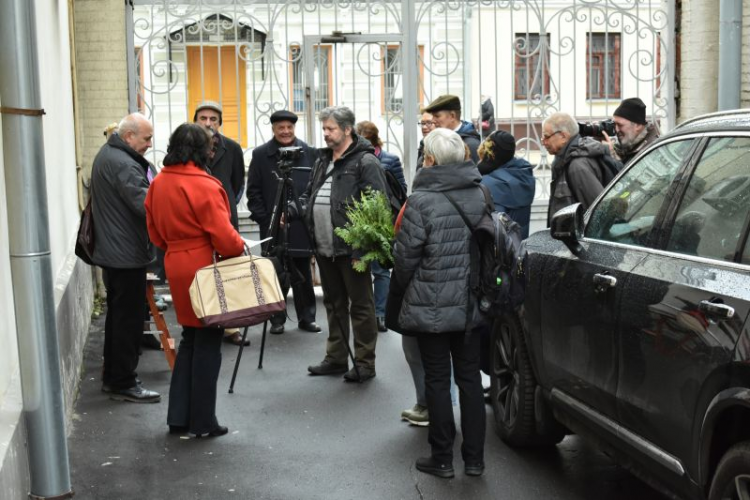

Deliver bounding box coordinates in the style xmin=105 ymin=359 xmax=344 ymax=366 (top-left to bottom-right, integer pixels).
xmin=423 ymin=94 xmax=481 ymax=163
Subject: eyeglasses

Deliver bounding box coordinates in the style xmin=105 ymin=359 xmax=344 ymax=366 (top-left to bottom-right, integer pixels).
xmin=418 ymin=121 xmax=435 ymax=127
xmin=542 ymin=130 xmax=562 ymax=141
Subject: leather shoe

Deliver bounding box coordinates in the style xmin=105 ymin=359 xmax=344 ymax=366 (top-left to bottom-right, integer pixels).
xmin=465 ymin=462 xmax=485 ymax=477
xmin=298 ymin=320 xmax=321 ymax=333
xmin=343 ymin=365 xmax=376 ymax=382
xmin=223 ymin=331 xmax=250 ymax=346
xmin=308 ymin=360 xmax=348 ymax=376
xmin=416 ymin=457 xmax=454 ymax=479
xmin=108 ymin=385 xmax=161 ymax=403
xmin=270 ymin=324 xmax=285 ymax=335
xmin=376 ymin=316 xmax=387 ymax=332
xmin=189 ymin=425 xmax=228 ymax=438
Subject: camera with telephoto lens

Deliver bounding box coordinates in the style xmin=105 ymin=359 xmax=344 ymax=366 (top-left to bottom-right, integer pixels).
xmin=277 ymin=146 xmax=303 ymax=173
xmin=578 ymin=119 xmax=616 ymax=138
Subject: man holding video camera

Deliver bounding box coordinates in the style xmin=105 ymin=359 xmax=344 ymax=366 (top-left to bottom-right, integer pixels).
xmin=246 ymin=110 xmax=321 ymax=335
xmin=602 ymin=97 xmax=660 ymax=166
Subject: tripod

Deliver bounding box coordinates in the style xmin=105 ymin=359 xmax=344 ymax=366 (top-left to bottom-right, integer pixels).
xmin=228 ymin=156 xmax=362 ymax=392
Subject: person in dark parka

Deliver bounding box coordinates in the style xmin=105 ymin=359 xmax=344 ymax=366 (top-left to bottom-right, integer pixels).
xmin=246 ymin=110 xmax=321 ymax=335
xmin=542 ymin=112 xmax=610 ymax=226
xmin=389 ymin=128 xmax=486 ymax=479
xmin=478 ymin=130 xmax=536 ymax=238
xmin=91 ymin=113 xmax=160 ymax=403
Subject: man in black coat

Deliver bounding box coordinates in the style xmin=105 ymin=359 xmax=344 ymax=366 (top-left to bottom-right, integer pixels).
xmin=194 ymin=101 xmax=248 ymax=346
xmin=91 ymin=112 xmax=160 ymax=403
xmin=193 ymin=101 xmax=246 ymax=229
xmin=246 ymin=110 xmax=321 ymax=335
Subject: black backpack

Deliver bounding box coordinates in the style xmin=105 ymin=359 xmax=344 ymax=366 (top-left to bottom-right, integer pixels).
xmin=383 ymin=169 xmax=407 ymax=219
xmin=442 ymin=185 xmax=526 ymax=321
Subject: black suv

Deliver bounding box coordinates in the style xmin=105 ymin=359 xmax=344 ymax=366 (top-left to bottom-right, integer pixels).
xmin=490 ymin=110 xmax=750 ymax=500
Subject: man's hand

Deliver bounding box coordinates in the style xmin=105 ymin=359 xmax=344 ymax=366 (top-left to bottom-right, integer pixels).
xmin=601 ymin=131 xmax=615 ymax=156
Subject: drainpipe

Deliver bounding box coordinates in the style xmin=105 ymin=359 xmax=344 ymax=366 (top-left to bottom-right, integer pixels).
xmin=401 ymin=0 xmax=417 ymax=188
xmin=718 ymin=0 xmax=742 ymax=110
xmin=0 ymin=1 xmax=74 ymax=499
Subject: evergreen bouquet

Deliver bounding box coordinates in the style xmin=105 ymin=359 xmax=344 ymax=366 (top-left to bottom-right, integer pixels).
xmin=334 ymin=188 xmax=395 ymax=272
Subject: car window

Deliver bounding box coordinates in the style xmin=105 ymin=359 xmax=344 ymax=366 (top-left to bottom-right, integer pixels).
xmin=665 ymin=136 xmax=750 ymax=262
xmin=586 ymin=139 xmax=694 ymax=247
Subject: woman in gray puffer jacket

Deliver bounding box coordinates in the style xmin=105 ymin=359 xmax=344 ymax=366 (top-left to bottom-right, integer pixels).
xmin=389 ymin=128 xmax=486 ymax=479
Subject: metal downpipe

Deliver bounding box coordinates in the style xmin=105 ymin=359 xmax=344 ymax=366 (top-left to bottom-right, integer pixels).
xmin=718 ymin=0 xmax=742 ymax=111
xmin=0 ymin=1 xmax=74 ymax=499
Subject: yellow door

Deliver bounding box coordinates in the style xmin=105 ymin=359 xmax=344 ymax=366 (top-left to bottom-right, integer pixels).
xmin=187 ymin=46 xmax=247 ymax=147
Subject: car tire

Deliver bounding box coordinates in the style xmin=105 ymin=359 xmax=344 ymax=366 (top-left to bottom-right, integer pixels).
xmin=708 ymin=441 xmax=750 ymax=500
xmin=489 ymin=312 xmax=564 ymax=446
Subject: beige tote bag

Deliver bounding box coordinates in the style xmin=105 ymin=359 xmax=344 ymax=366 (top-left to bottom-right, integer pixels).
xmin=190 ymin=250 xmax=285 ymax=328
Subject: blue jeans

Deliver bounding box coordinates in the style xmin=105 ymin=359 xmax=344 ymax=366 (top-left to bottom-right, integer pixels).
xmin=371 ymin=261 xmax=390 ymax=317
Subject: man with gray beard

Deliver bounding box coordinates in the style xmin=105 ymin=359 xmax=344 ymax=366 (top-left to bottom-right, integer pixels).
xmin=602 ymin=97 xmax=660 ymax=166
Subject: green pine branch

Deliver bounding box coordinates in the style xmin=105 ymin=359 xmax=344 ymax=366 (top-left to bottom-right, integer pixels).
xmin=334 ymin=188 xmax=395 ymax=272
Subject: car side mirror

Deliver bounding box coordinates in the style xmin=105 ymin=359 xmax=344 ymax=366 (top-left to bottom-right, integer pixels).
xmin=551 ymin=203 xmax=584 ymax=254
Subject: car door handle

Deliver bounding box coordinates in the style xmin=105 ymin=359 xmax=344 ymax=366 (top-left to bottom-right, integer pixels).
xmin=699 ymin=300 xmax=735 ymax=320
xmin=593 ymin=273 xmax=617 ymax=293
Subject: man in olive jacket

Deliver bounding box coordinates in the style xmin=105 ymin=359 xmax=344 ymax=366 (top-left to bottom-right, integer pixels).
xmin=542 ymin=112 xmax=610 ymax=226
xmin=297 ymin=106 xmax=387 ymax=382
xmin=91 ymin=113 xmax=160 ymax=403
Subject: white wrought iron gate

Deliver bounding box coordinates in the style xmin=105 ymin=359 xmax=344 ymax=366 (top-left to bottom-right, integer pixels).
xmin=130 ymin=0 xmax=674 ymax=221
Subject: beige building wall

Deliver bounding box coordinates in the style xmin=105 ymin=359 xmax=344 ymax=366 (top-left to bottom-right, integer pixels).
xmin=73 ymin=0 xmax=130 ymax=177
xmin=679 ymin=0 xmax=750 ymax=122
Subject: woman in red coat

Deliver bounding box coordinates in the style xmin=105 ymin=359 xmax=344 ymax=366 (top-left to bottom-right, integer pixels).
xmin=146 ymin=123 xmax=244 ymax=438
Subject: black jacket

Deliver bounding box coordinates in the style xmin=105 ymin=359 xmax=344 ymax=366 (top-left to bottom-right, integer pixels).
xmin=297 ymin=134 xmax=387 ymax=259
xmin=457 ymin=120 xmax=481 ymax=163
xmin=246 ymin=137 xmax=317 ymax=256
xmin=208 ymin=133 xmax=245 ymax=229
xmin=90 ymin=133 xmax=152 ymax=268
xmin=547 ymin=134 xmax=609 ymax=225
xmin=390 ymin=160 xmax=486 ymax=334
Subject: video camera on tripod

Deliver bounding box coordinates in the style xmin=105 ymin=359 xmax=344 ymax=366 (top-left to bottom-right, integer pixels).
xmin=277 ymin=146 xmax=304 ymax=173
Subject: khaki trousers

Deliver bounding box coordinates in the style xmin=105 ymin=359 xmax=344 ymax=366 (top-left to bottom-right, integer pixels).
xmin=316 ymin=255 xmax=378 ymax=369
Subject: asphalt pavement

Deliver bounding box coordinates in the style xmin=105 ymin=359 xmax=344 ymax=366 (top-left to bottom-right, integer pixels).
xmin=68 ymin=288 xmax=669 ymax=500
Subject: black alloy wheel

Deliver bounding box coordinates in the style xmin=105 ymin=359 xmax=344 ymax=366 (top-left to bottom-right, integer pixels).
xmin=709 ymin=442 xmax=750 ymax=500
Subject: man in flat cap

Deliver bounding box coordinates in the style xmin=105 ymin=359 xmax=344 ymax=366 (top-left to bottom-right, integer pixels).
xmin=423 ymin=94 xmax=481 ymax=163
xmin=603 ymin=97 xmax=660 ymax=166
xmin=246 ymin=110 xmax=321 ymax=334
xmin=193 ymin=100 xmax=248 ymax=346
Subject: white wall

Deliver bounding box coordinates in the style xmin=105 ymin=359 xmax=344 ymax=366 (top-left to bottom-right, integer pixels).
xmin=37 ymin=0 xmax=81 ymax=282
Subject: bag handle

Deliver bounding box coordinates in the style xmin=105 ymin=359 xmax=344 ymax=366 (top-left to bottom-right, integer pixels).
xmin=210 ymin=244 xmax=267 ymax=314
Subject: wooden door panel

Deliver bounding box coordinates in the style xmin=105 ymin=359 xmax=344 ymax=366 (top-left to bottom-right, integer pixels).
xmin=187 ymin=46 xmax=246 ymax=147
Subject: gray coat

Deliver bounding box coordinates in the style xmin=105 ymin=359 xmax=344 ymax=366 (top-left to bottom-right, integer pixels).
xmin=391 ymin=160 xmax=485 ymax=334
xmin=90 ymin=133 xmax=152 ymax=268
xmin=547 ymin=134 xmax=609 ymax=226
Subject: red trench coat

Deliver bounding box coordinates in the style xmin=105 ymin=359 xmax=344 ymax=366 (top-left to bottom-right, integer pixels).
xmin=145 ymin=162 xmax=244 ymax=327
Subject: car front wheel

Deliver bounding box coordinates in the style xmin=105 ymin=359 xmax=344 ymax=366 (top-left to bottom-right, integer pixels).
xmin=489 ymin=312 xmax=564 ymax=446
xmin=709 ymin=441 xmax=750 ymax=500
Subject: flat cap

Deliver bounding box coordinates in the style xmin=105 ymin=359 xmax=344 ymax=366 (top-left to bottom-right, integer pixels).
xmin=270 ymin=110 xmax=298 ymax=124
xmin=194 ymin=100 xmax=223 ymax=115
xmin=423 ymin=94 xmax=461 ymax=113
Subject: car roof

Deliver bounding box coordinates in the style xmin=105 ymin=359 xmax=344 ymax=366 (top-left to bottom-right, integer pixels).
xmin=669 ymin=109 xmax=750 ymax=137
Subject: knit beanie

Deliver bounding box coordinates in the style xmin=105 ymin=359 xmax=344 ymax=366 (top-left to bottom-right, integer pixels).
xmin=478 ymin=130 xmax=517 ymax=175
xmin=614 ymin=97 xmax=647 ymax=125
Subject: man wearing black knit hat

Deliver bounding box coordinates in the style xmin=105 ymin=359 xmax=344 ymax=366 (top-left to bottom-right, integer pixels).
xmin=603 ymin=97 xmax=660 ymax=166
xmin=246 ymin=110 xmax=321 ymax=335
